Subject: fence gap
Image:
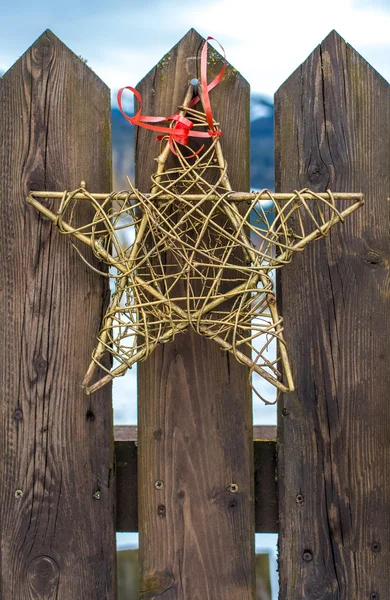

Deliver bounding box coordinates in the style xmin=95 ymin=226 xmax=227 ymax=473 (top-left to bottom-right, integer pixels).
xmin=276 ymin=30 xmax=390 ymax=598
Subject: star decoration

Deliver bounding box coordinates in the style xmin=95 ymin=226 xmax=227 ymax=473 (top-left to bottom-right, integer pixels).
xmin=27 ymin=85 xmax=363 ymax=402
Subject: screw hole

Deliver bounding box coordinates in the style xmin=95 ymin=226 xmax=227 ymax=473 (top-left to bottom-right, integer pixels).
xmin=229 ymin=483 xmax=239 ymax=493
xmin=302 ymin=550 xmax=313 ymax=562
xmin=14 ymin=409 xmax=23 ymax=421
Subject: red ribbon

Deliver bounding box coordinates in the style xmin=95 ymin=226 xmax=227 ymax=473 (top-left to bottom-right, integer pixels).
xmin=117 ymin=37 xmax=226 ymax=156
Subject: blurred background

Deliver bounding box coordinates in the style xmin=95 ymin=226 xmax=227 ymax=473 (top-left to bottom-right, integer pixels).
xmin=1 ymin=2 xmax=389 ymax=597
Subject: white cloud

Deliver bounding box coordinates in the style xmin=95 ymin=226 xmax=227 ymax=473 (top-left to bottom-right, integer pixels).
xmin=188 ymin=0 xmax=390 ymax=94
xmin=1 ymin=0 xmax=388 ymax=97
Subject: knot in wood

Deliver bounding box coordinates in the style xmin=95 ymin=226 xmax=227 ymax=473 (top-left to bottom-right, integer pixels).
xmin=27 ymin=556 xmax=59 ymax=595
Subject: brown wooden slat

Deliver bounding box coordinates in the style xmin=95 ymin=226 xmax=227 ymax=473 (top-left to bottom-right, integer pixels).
xmin=116 ymin=440 xmax=278 ymax=534
xmin=116 ymin=441 xmax=138 ymax=533
xmin=114 ymin=424 xmax=276 ymax=442
xmin=0 ymin=30 xmax=116 ymax=598
xmin=275 ymin=30 xmax=390 ymax=598
xmin=115 ymin=425 xmax=138 ymax=442
xmin=135 ymin=29 xmax=254 ymax=598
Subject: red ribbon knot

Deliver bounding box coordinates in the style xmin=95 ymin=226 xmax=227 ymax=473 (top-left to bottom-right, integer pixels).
xmin=117 ymin=37 xmax=226 ymax=156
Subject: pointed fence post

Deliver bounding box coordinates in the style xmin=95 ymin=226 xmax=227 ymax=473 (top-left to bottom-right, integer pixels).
xmin=276 ymin=31 xmax=390 ymax=598
xmin=0 ymin=31 xmax=116 ymax=598
xmin=135 ymin=30 xmax=255 ymax=598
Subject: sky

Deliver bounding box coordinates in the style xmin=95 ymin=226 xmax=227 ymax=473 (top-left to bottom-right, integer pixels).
xmin=0 ymin=0 xmax=389 ymax=102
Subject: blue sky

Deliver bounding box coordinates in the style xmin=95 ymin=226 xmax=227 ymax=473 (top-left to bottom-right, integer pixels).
xmin=1 ymin=0 xmax=389 ymax=101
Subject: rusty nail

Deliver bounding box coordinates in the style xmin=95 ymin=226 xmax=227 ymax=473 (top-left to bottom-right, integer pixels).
xmin=229 ymin=483 xmax=239 ymax=493
xmin=155 ymin=480 xmax=164 ymax=490
xmin=15 ymin=490 xmax=24 ymax=499
xmin=93 ymin=491 xmax=101 ymax=500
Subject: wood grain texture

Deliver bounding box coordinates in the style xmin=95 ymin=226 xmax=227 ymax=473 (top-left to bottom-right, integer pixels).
xmin=275 ymin=31 xmax=390 ymax=599
xmin=0 ymin=31 xmax=116 ymax=599
xmin=115 ymin=425 xmax=138 ymax=442
xmin=116 ymin=441 xmax=138 ymax=533
xmin=135 ymin=29 xmax=254 ymax=599
xmin=115 ymin=440 xmax=278 ymax=534
xmin=254 ymin=442 xmax=278 ymax=534
xmin=114 ymin=425 xmax=276 ymax=442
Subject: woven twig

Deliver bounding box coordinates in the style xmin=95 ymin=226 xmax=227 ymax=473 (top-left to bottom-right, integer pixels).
xmin=27 ymin=87 xmax=363 ymax=402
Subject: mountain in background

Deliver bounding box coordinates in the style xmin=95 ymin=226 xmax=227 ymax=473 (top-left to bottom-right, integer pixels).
xmin=249 ymin=95 xmax=274 ymax=191
xmin=112 ymin=94 xmax=274 ymax=190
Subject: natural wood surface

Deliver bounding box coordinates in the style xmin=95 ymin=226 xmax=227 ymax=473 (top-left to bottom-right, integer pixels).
xmin=114 ymin=425 xmax=276 ymax=442
xmin=135 ymin=29 xmax=254 ymax=598
xmin=0 ymin=31 xmax=116 ymax=598
xmin=275 ymin=31 xmax=390 ymax=598
xmin=116 ymin=440 xmax=138 ymax=533
xmin=115 ymin=439 xmax=278 ymax=533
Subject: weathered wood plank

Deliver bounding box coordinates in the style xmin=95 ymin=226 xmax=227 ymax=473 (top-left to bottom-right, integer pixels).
xmin=0 ymin=30 xmax=116 ymax=598
xmin=114 ymin=424 xmax=276 ymax=442
xmin=275 ymin=30 xmax=390 ymax=598
xmin=115 ymin=425 xmax=139 ymax=442
xmin=116 ymin=441 xmax=138 ymax=533
xmin=115 ymin=439 xmax=278 ymax=533
xmin=135 ymin=29 xmax=254 ymax=598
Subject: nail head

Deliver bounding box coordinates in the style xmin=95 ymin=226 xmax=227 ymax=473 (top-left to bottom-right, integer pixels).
xmin=15 ymin=490 xmax=24 ymax=499
xmin=14 ymin=409 xmax=23 ymax=421
xmin=155 ymin=480 xmax=164 ymax=490
xmin=229 ymin=483 xmax=239 ymax=493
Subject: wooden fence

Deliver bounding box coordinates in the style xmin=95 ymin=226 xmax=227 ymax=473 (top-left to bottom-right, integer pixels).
xmin=0 ymin=28 xmax=389 ymax=599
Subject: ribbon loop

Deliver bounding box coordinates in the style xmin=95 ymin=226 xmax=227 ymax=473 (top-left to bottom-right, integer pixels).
xmin=117 ymin=37 xmax=226 ymax=156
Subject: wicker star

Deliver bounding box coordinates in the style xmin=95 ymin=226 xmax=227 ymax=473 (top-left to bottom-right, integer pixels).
xmin=27 ymin=86 xmax=363 ymax=402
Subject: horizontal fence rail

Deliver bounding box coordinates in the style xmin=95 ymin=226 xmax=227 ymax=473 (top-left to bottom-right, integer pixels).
xmin=114 ymin=426 xmax=278 ymax=534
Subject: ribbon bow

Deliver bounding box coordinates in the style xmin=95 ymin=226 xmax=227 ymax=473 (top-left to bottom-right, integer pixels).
xmin=117 ymin=37 xmax=226 ymax=155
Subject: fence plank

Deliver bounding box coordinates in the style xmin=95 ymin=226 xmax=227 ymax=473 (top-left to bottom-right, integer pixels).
xmin=135 ymin=29 xmax=254 ymax=598
xmin=0 ymin=30 xmax=116 ymax=598
xmin=275 ymin=30 xmax=390 ymax=598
